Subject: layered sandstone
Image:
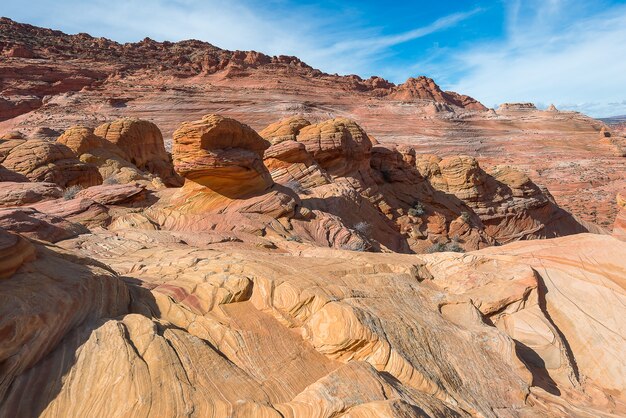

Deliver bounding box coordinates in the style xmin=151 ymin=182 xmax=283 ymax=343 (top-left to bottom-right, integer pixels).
xmin=297 ymin=118 xmax=373 ymax=177
xmin=614 ymin=192 xmax=626 ymax=240
xmin=388 ymin=76 xmax=487 ymax=111
xmin=57 ymin=125 xmax=146 ymax=183
xmin=0 ymin=181 xmax=62 ymax=206
xmin=94 ymin=118 xmax=179 ymax=185
xmin=0 ymin=138 xmax=101 ymax=187
xmin=261 ymin=117 xmax=330 ymax=188
xmin=173 ymin=114 xmax=273 ymax=197
xmin=0 ymin=228 xmax=623 ymax=417
xmin=1 ymin=18 xmax=622 ymax=228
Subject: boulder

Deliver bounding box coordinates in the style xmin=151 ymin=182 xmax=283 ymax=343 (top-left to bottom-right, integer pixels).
xmin=0 ymin=207 xmax=88 ymax=242
xmin=0 ymin=139 xmax=102 ymax=187
xmin=262 ymin=118 xmax=331 ymax=189
xmin=259 ymin=115 xmax=311 ymax=145
xmin=296 ymin=118 xmax=372 ymax=177
xmin=57 ymin=126 xmax=149 ymax=183
xmin=0 ymin=182 xmax=62 ymax=207
xmin=75 ymin=183 xmax=146 ymax=206
xmin=94 ymin=118 xmax=179 ymax=185
xmin=172 ymin=114 xmax=273 ymax=198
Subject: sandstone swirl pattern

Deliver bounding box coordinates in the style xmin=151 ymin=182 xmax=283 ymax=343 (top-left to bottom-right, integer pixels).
xmin=0 ymin=113 xmax=623 ymax=417
xmin=0 ymin=228 xmax=624 ymax=417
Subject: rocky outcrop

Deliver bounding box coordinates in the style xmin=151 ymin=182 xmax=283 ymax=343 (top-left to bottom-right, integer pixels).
xmin=296 ymin=118 xmax=373 ymax=177
xmin=172 ymin=114 xmax=273 ymax=198
xmin=0 ymin=182 xmax=62 ymax=206
xmin=0 ymin=95 xmax=42 ymax=121
xmin=414 ymin=155 xmax=587 ymax=243
xmin=0 ymin=228 xmax=35 ymax=279
xmin=259 ymin=116 xmax=311 ymax=144
xmin=94 ymin=118 xmax=180 ymax=185
xmin=0 ymin=138 xmax=101 ymax=187
xmin=498 ymin=103 xmax=537 ymax=111
xmin=1 ymin=229 xmax=623 ymax=417
xmin=261 ymin=116 xmax=330 ymax=188
xmin=57 ymin=125 xmax=150 ymax=183
xmin=387 ymin=76 xmax=487 ymax=110
xmin=0 ymin=207 xmax=88 ymax=242
xmin=74 ymin=183 xmax=146 ymax=206
xmin=0 ymin=232 xmax=130 ymax=405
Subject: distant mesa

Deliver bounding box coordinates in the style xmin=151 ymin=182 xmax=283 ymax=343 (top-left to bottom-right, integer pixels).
xmin=387 ymin=76 xmax=487 ymax=111
xmin=498 ymin=102 xmax=537 ymax=111
xmin=0 ymin=17 xmax=485 ymax=112
xmin=546 ymin=104 xmax=558 ymax=112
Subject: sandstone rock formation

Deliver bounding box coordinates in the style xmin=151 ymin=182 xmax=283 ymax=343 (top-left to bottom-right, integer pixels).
xmin=414 ymin=155 xmax=587 ymax=243
xmin=297 ymin=118 xmax=373 ymax=177
xmin=0 ymin=138 xmax=101 ymax=187
xmin=94 ymin=118 xmax=180 ymax=185
xmin=135 ymin=115 xmax=590 ymax=253
xmin=0 ymin=181 xmax=62 ymax=206
xmin=0 ymin=227 xmax=623 ymax=417
xmin=0 ymin=228 xmax=34 ymax=279
xmin=388 ymin=76 xmax=487 ymax=111
xmin=1 ymin=18 xmax=622 ymax=228
xmin=498 ymin=103 xmax=538 ymax=111
xmin=261 ymin=116 xmax=330 ymax=188
xmin=0 ymin=18 xmax=624 ymax=418
xmin=0 ymin=207 xmax=88 ymax=242
xmin=173 ymin=114 xmax=273 ymax=198
xmin=614 ymin=191 xmax=626 ymax=241
xmin=57 ymin=125 xmax=152 ymax=184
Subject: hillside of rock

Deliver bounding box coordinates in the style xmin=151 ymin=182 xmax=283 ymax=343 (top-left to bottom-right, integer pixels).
xmin=0 ymin=17 xmax=625 ymax=418
xmin=1 ymin=225 xmax=624 ymax=417
xmin=1 ymin=18 xmax=623 ymax=228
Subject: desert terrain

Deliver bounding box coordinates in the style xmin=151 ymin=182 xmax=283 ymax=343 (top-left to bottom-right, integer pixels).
xmin=1 ymin=17 xmax=625 ymax=418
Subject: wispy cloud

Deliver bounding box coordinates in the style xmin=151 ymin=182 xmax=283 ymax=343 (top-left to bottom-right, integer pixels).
xmin=304 ymin=8 xmax=480 ymax=75
xmin=3 ymin=0 xmax=477 ymax=78
xmin=4 ymin=0 xmax=623 ymax=117
xmin=442 ymin=0 xmax=626 ymax=117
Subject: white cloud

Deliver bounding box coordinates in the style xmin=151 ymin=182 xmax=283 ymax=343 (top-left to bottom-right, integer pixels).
xmin=5 ymin=0 xmax=622 ymax=117
xmin=3 ymin=0 xmax=475 ymax=77
xmin=444 ymin=0 xmax=626 ymax=117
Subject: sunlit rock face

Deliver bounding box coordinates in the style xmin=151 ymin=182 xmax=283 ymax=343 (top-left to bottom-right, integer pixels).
xmin=0 ymin=229 xmax=624 ymax=417
xmin=0 ymin=138 xmax=101 ymax=187
xmin=0 ymin=17 xmax=625 ymax=418
xmin=173 ymin=114 xmax=273 ymax=198
xmin=94 ymin=118 xmax=180 ymax=186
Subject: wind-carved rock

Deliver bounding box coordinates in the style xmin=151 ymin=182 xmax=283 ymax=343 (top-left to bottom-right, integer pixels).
xmin=0 ymin=138 xmax=102 ymax=187
xmin=261 ymin=116 xmax=330 ymax=188
xmin=94 ymin=118 xmax=180 ymax=185
xmin=296 ymin=118 xmax=373 ymax=178
xmin=173 ymin=114 xmax=273 ymax=198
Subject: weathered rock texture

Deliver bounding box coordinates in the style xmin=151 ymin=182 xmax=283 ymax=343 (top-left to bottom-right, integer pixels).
xmin=173 ymin=114 xmax=272 ymax=198
xmin=1 ymin=18 xmax=623 ymax=227
xmin=0 ymin=18 xmax=624 ymax=418
xmin=94 ymin=118 xmax=180 ymax=185
xmin=0 ymin=228 xmax=623 ymax=417
xmin=152 ymin=115 xmax=589 ymax=253
xmin=0 ymin=138 xmax=101 ymax=187
xmin=0 ymin=181 xmax=62 ymax=206
xmin=614 ymin=191 xmax=626 ymax=240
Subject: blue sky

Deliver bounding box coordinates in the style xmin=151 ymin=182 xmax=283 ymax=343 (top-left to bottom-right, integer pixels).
xmin=3 ymin=0 xmax=626 ymax=117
